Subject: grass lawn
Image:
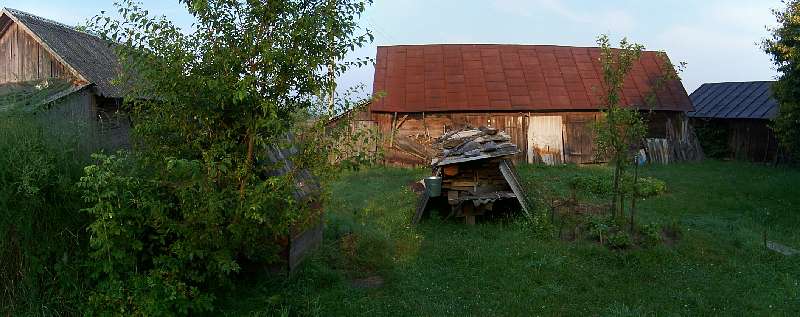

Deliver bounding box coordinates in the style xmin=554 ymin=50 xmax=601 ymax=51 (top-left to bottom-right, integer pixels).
xmin=219 ymin=161 xmax=800 ymax=316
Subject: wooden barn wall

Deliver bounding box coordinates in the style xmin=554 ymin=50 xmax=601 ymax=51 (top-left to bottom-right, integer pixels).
xmin=37 ymin=91 xmax=131 ymax=152
xmin=729 ymin=119 xmax=778 ymax=162
xmin=372 ymin=112 xmax=528 ymax=167
xmin=0 ymin=22 xmax=73 ymax=84
xmin=371 ymin=110 xmax=686 ymax=167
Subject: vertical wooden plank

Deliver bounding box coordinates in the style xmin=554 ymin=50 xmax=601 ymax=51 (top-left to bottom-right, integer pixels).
xmin=29 ymin=37 xmax=39 ymax=81
xmin=11 ymin=24 xmax=20 ymax=82
xmin=16 ymin=24 xmax=26 ymax=81
xmin=0 ymin=25 xmax=8 ymax=83
xmin=38 ymin=41 xmax=50 ymax=78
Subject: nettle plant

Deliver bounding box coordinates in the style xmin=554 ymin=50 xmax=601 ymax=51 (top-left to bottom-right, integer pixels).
xmin=79 ymin=0 xmax=373 ymax=314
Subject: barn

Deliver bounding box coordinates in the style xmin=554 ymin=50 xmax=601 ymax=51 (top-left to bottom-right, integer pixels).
xmin=362 ymin=44 xmax=698 ymax=167
xmin=0 ymin=8 xmax=129 ymax=149
xmin=688 ymin=81 xmax=781 ymax=162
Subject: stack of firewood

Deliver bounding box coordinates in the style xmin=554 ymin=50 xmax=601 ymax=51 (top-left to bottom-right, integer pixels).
xmin=430 ymin=126 xmax=518 ymax=167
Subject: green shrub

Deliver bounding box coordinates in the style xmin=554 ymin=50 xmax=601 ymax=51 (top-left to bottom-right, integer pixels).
xmin=639 ymin=223 xmax=662 ymax=247
xmin=78 ymin=152 xmax=303 ymax=314
xmin=607 ymin=232 xmax=633 ymax=249
xmin=632 ymin=177 xmax=667 ymax=198
xmin=587 ymin=214 xmax=613 ymax=243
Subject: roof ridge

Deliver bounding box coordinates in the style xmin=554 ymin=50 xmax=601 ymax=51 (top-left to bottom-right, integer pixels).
xmin=3 ymin=7 xmax=99 ymax=39
xmin=700 ymin=80 xmax=776 ymax=86
xmin=375 ymin=43 xmax=669 ymax=54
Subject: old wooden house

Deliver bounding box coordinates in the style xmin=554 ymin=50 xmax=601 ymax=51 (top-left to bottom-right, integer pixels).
xmin=0 ymin=8 xmax=129 ymax=148
xmin=362 ymin=44 xmax=696 ymax=167
xmin=688 ymin=81 xmax=781 ymax=162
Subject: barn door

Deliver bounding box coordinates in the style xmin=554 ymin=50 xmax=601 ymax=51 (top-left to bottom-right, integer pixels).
xmin=564 ymin=115 xmax=596 ymax=164
xmin=527 ymin=116 xmax=564 ymax=165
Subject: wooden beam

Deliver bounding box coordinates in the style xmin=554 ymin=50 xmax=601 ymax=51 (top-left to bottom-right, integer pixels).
xmin=389 ymin=111 xmax=397 ymax=148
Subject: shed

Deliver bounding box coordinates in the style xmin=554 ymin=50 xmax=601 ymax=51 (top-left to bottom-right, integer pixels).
xmin=0 ymin=8 xmax=129 ymax=149
xmin=413 ymin=127 xmax=531 ymax=225
xmin=363 ymin=44 xmax=698 ymax=167
xmin=688 ymin=81 xmax=780 ymax=162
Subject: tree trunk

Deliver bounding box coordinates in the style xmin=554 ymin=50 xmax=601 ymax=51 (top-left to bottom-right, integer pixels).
xmin=630 ymin=158 xmax=638 ymax=233
xmin=611 ymin=161 xmax=621 ymax=219
xmin=239 ymin=128 xmax=255 ymax=200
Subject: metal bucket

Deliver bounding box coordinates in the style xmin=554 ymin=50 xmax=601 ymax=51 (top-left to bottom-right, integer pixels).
xmin=424 ymin=176 xmax=442 ymax=197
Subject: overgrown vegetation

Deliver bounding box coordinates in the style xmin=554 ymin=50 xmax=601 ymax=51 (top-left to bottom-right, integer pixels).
xmin=0 ymin=115 xmax=93 ymax=315
xmin=763 ymin=0 xmax=800 ymax=160
xmin=217 ymin=161 xmax=800 ymax=315
xmin=693 ymin=120 xmax=731 ymax=159
xmin=73 ymin=0 xmax=376 ymax=314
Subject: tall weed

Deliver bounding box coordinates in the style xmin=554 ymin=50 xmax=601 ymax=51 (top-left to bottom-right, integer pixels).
xmin=0 ymin=115 xmax=94 ymax=315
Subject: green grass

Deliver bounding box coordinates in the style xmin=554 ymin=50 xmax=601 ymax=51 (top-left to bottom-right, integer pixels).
xmin=218 ymin=161 xmax=800 ymax=316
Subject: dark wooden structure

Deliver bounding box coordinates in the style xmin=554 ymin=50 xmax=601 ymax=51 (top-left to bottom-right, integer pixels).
xmin=0 ymin=8 xmax=129 ymax=148
xmin=689 ymin=81 xmax=781 ymax=162
xmin=414 ymin=127 xmax=531 ymax=225
xmin=362 ymin=44 xmax=698 ymax=167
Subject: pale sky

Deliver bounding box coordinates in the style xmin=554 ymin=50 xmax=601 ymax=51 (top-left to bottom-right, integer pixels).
xmin=1 ymin=0 xmax=783 ymax=94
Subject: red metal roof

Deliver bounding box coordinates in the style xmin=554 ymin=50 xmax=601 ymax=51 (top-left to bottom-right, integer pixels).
xmin=370 ymin=44 xmax=693 ymax=113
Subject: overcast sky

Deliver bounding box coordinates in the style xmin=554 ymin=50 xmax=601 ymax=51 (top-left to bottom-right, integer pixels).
xmin=2 ymin=0 xmax=783 ymax=94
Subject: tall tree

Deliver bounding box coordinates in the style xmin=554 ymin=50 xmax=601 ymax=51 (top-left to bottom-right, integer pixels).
xmin=763 ymin=0 xmax=800 ymax=159
xmin=79 ymin=0 xmax=373 ymax=314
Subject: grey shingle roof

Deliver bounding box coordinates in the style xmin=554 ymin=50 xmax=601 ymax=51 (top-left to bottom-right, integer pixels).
xmin=688 ymin=81 xmax=778 ymax=120
xmin=4 ymin=8 xmax=122 ymax=98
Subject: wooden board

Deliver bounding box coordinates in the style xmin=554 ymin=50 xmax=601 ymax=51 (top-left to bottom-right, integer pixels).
xmin=499 ymin=159 xmax=532 ymax=219
xmin=288 ymin=222 xmax=323 ymax=271
xmin=412 ymin=191 xmax=430 ymax=225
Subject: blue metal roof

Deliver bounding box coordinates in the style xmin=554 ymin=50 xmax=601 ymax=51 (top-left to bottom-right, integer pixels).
xmin=688 ymin=81 xmax=779 ymax=120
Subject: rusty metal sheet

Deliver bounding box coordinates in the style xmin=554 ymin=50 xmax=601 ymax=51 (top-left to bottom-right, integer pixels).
xmin=527 ymin=115 xmax=563 ymax=165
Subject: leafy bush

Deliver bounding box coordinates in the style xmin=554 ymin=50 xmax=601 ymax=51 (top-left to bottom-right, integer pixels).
xmin=607 ymin=232 xmax=633 ymax=249
xmin=639 ymin=223 xmax=662 ymax=247
xmin=586 ymin=214 xmax=613 ymax=243
xmin=631 ymin=177 xmax=667 ymax=198
xmin=78 ymin=0 xmax=374 ymax=313
xmin=78 ymin=152 xmax=301 ymax=314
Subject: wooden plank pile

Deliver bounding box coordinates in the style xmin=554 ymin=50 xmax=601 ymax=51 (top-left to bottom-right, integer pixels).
xmin=414 ymin=126 xmax=531 ymax=225
xmin=431 ymin=126 xmax=518 ymax=166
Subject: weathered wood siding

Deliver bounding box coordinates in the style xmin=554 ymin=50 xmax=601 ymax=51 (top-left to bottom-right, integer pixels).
xmin=373 ymin=112 xmax=529 ymax=167
xmin=729 ymin=119 xmax=779 ymax=162
xmin=371 ymin=110 xmax=688 ymax=167
xmin=0 ymin=22 xmax=72 ymax=84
